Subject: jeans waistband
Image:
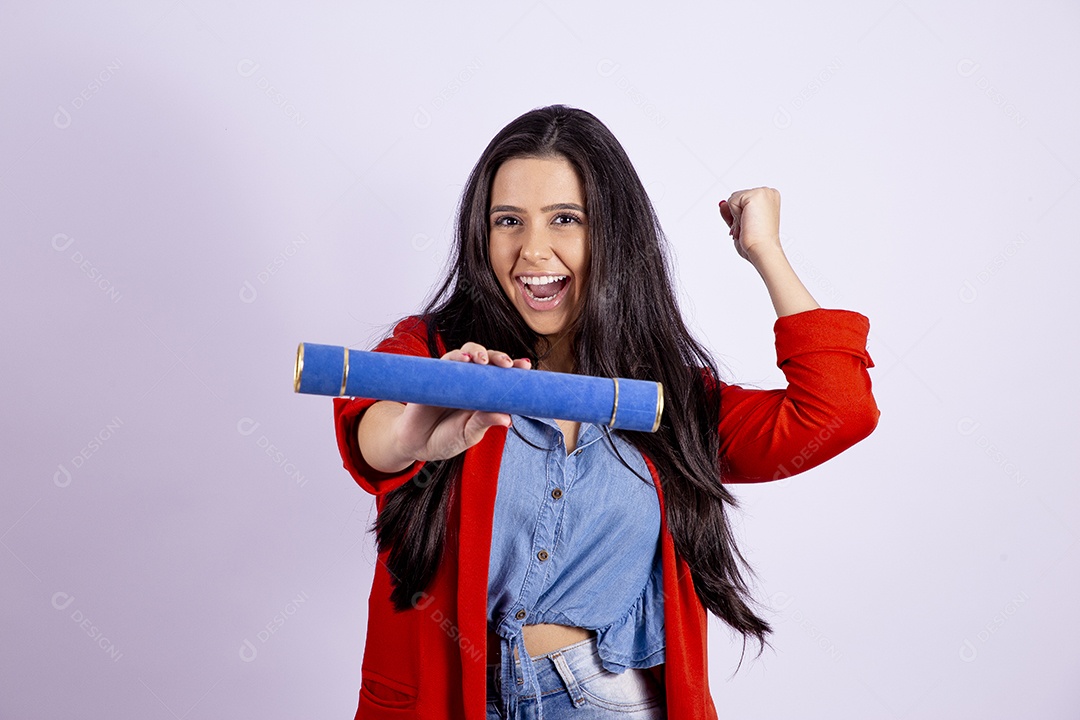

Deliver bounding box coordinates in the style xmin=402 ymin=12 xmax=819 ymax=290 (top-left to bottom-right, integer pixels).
xmin=487 ymin=635 xmax=605 ymax=700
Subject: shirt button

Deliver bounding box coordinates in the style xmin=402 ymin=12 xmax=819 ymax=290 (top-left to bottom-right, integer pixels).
xmin=574 ymin=449 xmax=582 ymax=456
xmin=551 ymin=488 xmax=563 ymax=500
xmin=537 ymin=549 xmax=549 ymax=562
xmin=515 ymin=609 xmax=526 ymax=621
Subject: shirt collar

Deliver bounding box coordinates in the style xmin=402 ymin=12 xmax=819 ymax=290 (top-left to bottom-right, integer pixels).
xmin=509 ymin=414 xmax=606 ymax=452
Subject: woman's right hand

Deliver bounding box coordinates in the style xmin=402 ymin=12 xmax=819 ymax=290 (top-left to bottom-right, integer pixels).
xmin=388 ymin=342 xmax=532 ymax=464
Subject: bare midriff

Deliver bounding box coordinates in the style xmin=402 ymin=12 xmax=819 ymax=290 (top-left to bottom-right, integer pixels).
xmin=487 ymin=624 xmax=595 ymax=665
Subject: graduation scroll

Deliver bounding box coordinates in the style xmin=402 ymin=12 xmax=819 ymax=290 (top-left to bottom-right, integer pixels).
xmin=293 ymin=342 xmax=663 ymax=433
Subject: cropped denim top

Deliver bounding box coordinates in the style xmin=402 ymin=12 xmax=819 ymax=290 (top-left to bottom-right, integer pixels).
xmin=487 ymin=413 xmax=665 ymax=719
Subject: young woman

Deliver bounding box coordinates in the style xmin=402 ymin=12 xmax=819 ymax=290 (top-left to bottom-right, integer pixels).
xmin=333 ymin=104 xmax=879 ymax=720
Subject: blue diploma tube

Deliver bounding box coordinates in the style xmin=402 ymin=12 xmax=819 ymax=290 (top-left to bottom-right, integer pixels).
xmin=294 ymin=342 xmax=664 ymax=433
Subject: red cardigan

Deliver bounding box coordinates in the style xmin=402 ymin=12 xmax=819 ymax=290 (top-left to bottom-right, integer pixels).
xmin=333 ymin=308 xmax=879 ymax=719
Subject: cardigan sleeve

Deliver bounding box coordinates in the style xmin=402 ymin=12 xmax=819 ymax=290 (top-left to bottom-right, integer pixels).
xmin=713 ymin=307 xmax=880 ymax=483
xmin=332 ymin=316 xmax=438 ymax=497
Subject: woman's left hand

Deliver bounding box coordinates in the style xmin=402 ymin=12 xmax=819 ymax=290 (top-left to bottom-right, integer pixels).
xmin=719 ymin=187 xmax=782 ymax=262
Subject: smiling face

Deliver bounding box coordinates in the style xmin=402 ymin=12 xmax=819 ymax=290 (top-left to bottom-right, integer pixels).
xmin=488 ymin=154 xmax=590 ymax=344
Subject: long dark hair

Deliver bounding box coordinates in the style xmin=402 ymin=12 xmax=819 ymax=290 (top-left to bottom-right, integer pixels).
xmin=373 ymin=104 xmax=771 ymax=654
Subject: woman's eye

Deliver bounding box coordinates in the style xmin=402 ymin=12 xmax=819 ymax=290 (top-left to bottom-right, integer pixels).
xmin=493 ymin=214 xmax=582 ymax=227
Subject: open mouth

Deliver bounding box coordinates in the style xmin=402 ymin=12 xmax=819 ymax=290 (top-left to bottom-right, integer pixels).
xmin=517 ymin=274 xmax=570 ymax=308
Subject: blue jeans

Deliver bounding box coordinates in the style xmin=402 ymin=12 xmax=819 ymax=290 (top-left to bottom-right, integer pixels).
xmin=486 ymin=636 xmax=666 ymax=719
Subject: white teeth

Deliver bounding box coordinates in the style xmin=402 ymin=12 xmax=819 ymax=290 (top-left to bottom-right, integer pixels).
xmin=520 ymin=275 xmax=567 ymax=285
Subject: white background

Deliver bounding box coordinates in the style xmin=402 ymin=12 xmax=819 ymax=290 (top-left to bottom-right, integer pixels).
xmin=2 ymin=1 xmax=1077 ymax=717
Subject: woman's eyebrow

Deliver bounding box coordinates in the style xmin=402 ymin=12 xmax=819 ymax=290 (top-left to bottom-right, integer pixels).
xmin=489 ymin=203 xmax=587 ymax=215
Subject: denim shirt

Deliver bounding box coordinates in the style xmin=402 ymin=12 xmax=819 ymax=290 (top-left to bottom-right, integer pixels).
xmin=488 ymin=414 xmax=665 ymax=718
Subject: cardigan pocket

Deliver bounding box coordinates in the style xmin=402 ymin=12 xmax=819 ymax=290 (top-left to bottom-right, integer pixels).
xmin=359 ymin=668 xmax=417 ymax=713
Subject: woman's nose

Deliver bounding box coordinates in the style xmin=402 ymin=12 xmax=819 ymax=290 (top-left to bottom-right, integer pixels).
xmin=520 ymin=226 xmax=552 ymax=261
